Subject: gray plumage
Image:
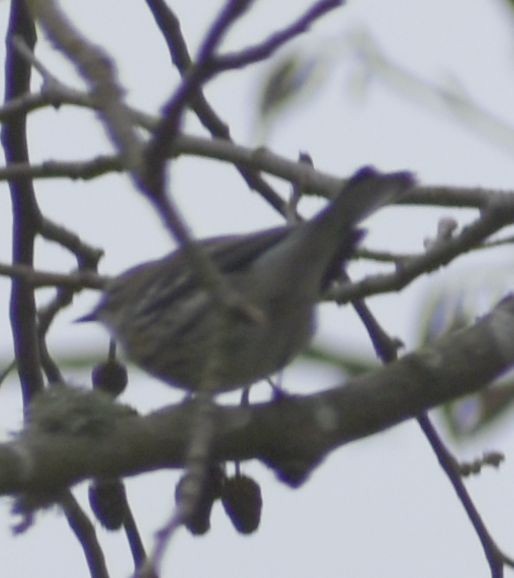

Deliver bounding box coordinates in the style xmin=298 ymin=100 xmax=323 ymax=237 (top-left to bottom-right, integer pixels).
xmin=81 ymin=166 xmax=414 ymax=392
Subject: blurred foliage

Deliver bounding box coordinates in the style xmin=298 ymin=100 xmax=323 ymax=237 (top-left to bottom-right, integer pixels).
xmin=303 ymin=344 xmax=377 ymax=376
xmin=418 ymin=267 xmax=514 ymax=440
xmin=304 ymin=257 xmax=514 ymax=442
xmin=255 ymin=50 xmax=326 ymax=139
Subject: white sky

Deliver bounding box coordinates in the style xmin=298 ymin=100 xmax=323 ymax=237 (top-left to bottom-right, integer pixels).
xmin=1 ymin=0 xmax=514 ymax=577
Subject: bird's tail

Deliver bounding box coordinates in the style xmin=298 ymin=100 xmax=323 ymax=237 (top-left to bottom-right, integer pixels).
xmin=315 ymin=166 xmax=415 ymax=232
xmin=282 ymin=166 xmax=415 ymax=290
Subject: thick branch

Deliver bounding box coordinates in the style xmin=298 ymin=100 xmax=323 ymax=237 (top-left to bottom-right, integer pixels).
xmin=1 ymin=294 xmax=513 ymax=497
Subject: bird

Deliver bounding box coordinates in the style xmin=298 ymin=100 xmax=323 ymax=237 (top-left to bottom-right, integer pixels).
xmin=80 ymin=166 xmax=414 ymax=393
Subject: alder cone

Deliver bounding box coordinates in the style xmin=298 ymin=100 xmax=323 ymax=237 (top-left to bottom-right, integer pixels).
xmin=92 ymin=358 xmax=128 ymax=397
xmin=88 ymin=479 xmax=127 ymax=530
xmin=221 ymin=474 xmax=262 ymax=534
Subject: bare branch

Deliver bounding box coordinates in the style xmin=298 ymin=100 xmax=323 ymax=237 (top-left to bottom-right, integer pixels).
xmin=2 ymin=132 xmax=513 ymax=211
xmin=215 ymin=0 xmax=343 ymax=71
xmin=145 ymin=0 xmax=288 ymax=216
xmin=2 ymin=0 xmax=44 ymax=403
xmin=143 ymin=0 xmax=255 ymax=196
xmin=0 ymin=156 xmax=124 ymax=180
xmin=27 ymin=0 xmax=144 ymax=175
xmin=1 ymin=294 xmax=514 ymax=495
xmin=0 ymin=81 xmax=156 ymax=130
xmin=60 ymin=492 xmax=110 ymax=578
xmin=0 ymin=262 xmax=107 ymax=290
xmin=345 ymin=263 xmax=511 ymax=578
xmin=418 ymin=416 xmax=507 ymax=578
xmin=332 ymin=207 xmax=514 ymax=303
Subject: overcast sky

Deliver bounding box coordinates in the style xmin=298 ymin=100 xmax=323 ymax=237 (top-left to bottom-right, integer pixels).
xmin=1 ymin=1 xmax=514 ymax=577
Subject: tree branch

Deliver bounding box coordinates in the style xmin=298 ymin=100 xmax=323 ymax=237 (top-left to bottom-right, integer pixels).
xmin=215 ymin=0 xmax=343 ymax=72
xmin=60 ymin=493 xmax=110 ymax=578
xmin=27 ymin=0 xmax=144 ymax=176
xmin=342 ymin=266 xmax=512 ymax=578
xmin=1 ymin=131 xmax=513 ymax=212
xmin=331 ymin=206 xmax=514 ymax=303
xmin=143 ymin=0 xmax=255 ymax=196
xmin=1 ymin=294 xmax=513 ymax=497
xmin=145 ymin=0 xmax=288 ymax=216
xmin=0 ymin=263 xmax=106 ymax=289
xmin=417 ymin=415 xmax=507 ymax=578
xmin=2 ymin=0 xmax=44 ymax=404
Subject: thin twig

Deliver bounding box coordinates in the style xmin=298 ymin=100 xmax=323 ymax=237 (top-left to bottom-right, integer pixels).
xmin=215 ymin=0 xmax=343 ymax=72
xmin=145 ymin=0 xmax=287 ymax=216
xmin=11 ymin=34 xmax=56 ymax=84
xmin=344 ymin=267 xmax=511 ymax=578
xmin=38 ymin=216 xmax=103 ymax=269
xmin=143 ymin=0 xmax=254 ymax=195
xmin=331 ymin=207 xmax=514 ymax=303
xmin=0 ymin=80 xmax=156 ymax=129
xmin=0 ymin=156 xmax=124 ymax=180
xmin=61 ymin=492 xmax=111 ymax=578
xmin=418 ymin=415 xmax=507 ymax=578
xmin=2 ymin=132 xmax=514 ymax=211
xmin=357 ymin=233 xmax=514 ymax=265
xmin=0 ymin=262 xmax=107 ymax=289
xmin=27 ymin=0 xmax=144 ymax=175
xmin=124 ymin=507 xmax=158 ymax=578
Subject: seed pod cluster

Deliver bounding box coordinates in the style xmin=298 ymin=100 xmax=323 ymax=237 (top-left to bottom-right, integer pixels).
xmin=88 ymin=479 xmax=128 ymax=531
xmin=175 ymin=467 xmax=263 ymax=536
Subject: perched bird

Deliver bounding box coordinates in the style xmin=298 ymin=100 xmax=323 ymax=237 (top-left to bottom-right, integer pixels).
xmin=81 ymin=167 xmax=414 ymax=393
